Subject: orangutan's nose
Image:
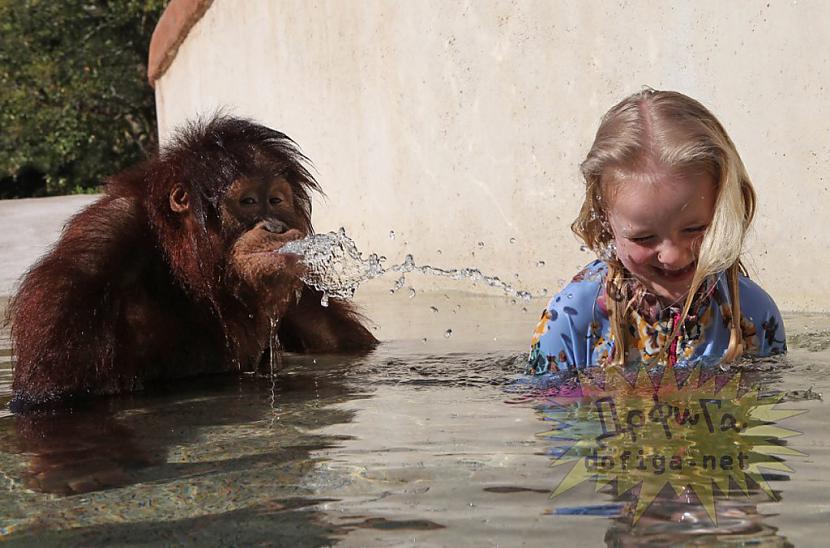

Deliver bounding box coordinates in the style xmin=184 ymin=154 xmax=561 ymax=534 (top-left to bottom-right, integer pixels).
xmin=262 ymin=220 xmax=288 ymax=234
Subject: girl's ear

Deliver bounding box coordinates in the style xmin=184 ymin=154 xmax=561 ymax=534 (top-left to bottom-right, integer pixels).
xmin=169 ymin=184 xmax=190 ymax=213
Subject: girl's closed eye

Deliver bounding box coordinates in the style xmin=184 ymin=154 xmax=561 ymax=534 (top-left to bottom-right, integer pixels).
xmin=628 ymin=225 xmax=707 ymax=242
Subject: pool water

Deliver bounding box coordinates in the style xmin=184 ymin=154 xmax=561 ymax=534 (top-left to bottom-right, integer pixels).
xmin=0 ymin=288 xmax=828 ymax=546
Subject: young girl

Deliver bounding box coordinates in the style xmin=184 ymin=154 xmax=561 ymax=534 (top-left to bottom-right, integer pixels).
xmin=528 ymin=89 xmax=786 ymax=373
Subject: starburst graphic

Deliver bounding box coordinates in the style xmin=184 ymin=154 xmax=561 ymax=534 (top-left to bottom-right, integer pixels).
xmin=541 ymin=364 xmax=805 ymax=524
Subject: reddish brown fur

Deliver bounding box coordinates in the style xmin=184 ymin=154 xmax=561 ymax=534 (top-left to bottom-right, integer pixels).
xmin=7 ymin=115 xmax=377 ymax=410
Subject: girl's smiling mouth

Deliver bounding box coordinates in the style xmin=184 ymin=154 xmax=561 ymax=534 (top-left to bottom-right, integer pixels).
xmin=652 ymin=262 xmax=696 ymax=282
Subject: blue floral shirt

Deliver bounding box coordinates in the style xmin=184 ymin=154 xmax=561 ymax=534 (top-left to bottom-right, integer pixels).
xmin=528 ymin=261 xmax=786 ymax=373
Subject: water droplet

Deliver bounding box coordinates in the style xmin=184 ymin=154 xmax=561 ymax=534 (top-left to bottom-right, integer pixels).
xmin=599 ymin=240 xmax=617 ymax=261
xmin=511 ymin=299 xmax=517 ymax=305
xmin=579 ymin=244 xmax=589 ymax=252
xmin=536 ymin=260 xmax=546 ymax=267
xmin=509 ymin=237 xmax=517 ymax=244
xmin=514 ymin=273 xmax=520 ymax=279
xmin=388 ymin=230 xmax=396 ymax=240
xmin=430 ymin=306 xmax=439 ymax=313
xmin=408 ymin=287 xmax=416 ymax=298
xmin=390 ymin=274 xmax=406 ymax=292
xmin=312 ymin=359 xmax=317 ymax=364
xmin=541 ymin=288 xmax=548 ymax=295
xmin=320 ymin=293 xmax=329 ymax=307
xmin=437 ymin=249 xmax=443 ymax=255
xmin=567 ymin=293 xmax=573 ymax=299
xmin=477 ymin=241 xmax=485 ymax=248
xmin=421 ymin=337 xmax=428 ymax=343
xmin=521 ymin=307 xmax=528 ymax=312
xmin=444 ymin=329 xmax=453 ymax=338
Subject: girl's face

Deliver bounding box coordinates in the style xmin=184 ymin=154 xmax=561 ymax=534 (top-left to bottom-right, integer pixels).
xmin=605 ymin=170 xmax=716 ymax=304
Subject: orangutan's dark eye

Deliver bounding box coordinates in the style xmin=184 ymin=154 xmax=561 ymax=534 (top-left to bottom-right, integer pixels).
xmin=269 ymin=197 xmax=283 ymax=205
xmin=240 ymin=197 xmax=256 ymax=206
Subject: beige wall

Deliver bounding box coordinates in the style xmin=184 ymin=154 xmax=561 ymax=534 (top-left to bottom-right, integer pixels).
xmin=154 ymin=0 xmax=830 ymax=312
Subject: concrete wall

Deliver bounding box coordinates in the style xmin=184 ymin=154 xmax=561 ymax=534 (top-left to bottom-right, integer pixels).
xmin=153 ymin=0 xmax=830 ymax=312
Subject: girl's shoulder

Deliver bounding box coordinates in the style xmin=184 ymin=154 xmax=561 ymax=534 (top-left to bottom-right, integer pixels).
xmin=569 ymin=259 xmax=608 ymax=285
xmin=711 ymin=270 xmax=782 ymax=318
xmin=543 ymin=260 xmax=607 ymax=318
xmin=737 ymin=274 xmax=779 ymax=308
xmin=710 ymin=270 xmax=786 ymax=355
xmin=529 ymin=261 xmax=610 ymax=373
xmin=736 ymin=272 xmax=784 ymax=325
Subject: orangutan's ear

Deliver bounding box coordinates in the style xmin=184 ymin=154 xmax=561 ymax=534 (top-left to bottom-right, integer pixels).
xmin=169 ymin=184 xmax=190 ymax=213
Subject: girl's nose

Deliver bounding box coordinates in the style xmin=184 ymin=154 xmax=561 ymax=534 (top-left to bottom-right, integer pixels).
xmin=657 ymin=240 xmax=690 ymax=268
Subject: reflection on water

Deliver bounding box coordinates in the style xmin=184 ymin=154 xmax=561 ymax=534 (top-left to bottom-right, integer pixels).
xmin=0 ymin=292 xmax=828 ymax=546
xmin=528 ymin=362 xmax=800 ymax=546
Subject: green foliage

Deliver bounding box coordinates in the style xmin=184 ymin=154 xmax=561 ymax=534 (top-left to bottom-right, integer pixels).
xmin=0 ymin=0 xmax=167 ymax=197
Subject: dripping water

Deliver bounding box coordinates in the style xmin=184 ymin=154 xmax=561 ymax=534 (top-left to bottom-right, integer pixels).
xmin=268 ymin=317 xmax=282 ymax=422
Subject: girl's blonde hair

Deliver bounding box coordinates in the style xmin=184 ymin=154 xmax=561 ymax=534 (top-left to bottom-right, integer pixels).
xmin=572 ymin=88 xmax=756 ymax=365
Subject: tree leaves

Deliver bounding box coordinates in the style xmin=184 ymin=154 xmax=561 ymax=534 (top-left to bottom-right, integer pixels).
xmin=0 ymin=0 xmax=167 ymax=197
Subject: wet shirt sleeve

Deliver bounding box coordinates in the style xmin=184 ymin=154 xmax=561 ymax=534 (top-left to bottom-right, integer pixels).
xmin=739 ymin=276 xmax=787 ymax=356
xmin=527 ymin=262 xmax=606 ymax=373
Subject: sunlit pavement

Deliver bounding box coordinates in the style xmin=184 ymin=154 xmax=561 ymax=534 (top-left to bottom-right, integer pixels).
xmin=0 ymin=195 xmax=100 ymax=297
